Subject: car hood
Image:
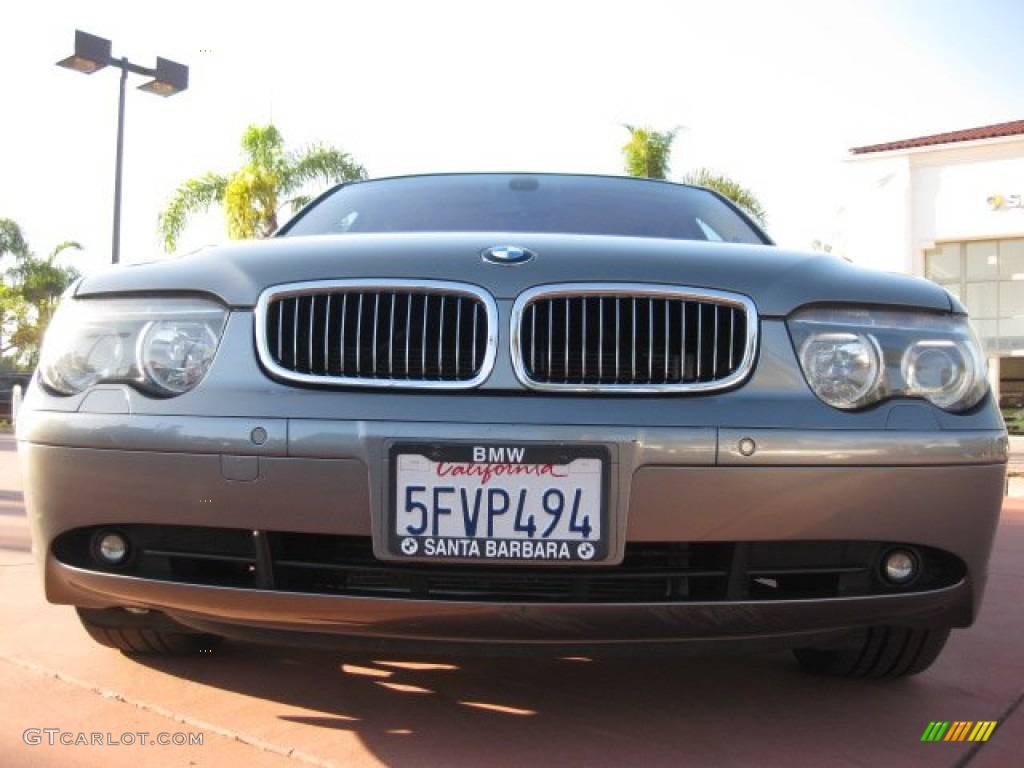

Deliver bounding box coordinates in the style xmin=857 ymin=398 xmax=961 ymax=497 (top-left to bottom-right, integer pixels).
xmin=74 ymin=232 xmax=955 ymax=317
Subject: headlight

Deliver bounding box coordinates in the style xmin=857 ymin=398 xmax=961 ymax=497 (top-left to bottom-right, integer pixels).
xmin=139 ymin=320 xmax=222 ymax=394
xmin=797 ymin=331 xmax=882 ymax=409
xmin=788 ymin=307 xmax=987 ymax=413
xmin=39 ymin=296 xmax=228 ymax=397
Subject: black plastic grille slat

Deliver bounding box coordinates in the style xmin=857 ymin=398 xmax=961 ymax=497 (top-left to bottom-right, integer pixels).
xmin=271 ymin=536 xmax=730 ymax=602
xmin=518 ymin=293 xmax=749 ymax=387
xmin=266 ymin=289 xmax=488 ymax=382
xmin=53 ymin=526 xmax=967 ymax=604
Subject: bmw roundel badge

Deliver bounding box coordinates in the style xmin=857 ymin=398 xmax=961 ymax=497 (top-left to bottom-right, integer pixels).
xmin=481 ymin=245 xmax=535 ymax=265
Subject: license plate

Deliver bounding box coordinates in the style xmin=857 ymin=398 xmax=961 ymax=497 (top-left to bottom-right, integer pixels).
xmin=388 ymin=443 xmax=607 ymax=563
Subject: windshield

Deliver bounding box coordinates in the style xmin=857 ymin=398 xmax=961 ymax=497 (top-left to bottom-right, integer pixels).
xmin=279 ymin=174 xmax=770 ymax=245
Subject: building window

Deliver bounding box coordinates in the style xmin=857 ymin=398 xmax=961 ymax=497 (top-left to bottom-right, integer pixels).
xmin=1000 ymin=239 xmax=1024 ymax=279
xmin=925 ymin=238 xmax=1024 ymax=355
xmin=925 ymin=242 xmax=960 ymax=283
xmin=965 ymin=241 xmax=999 ymax=280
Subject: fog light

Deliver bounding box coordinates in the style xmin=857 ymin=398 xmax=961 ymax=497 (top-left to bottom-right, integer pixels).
xmin=882 ymin=549 xmax=918 ymax=585
xmin=94 ymin=531 xmax=129 ymax=565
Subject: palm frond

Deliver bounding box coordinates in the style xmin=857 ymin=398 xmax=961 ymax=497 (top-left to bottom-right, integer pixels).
xmin=282 ymin=145 xmax=366 ymax=195
xmin=157 ymin=173 xmax=228 ymax=252
xmin=241 ymin=125 xmax=286 ymax=173
xmin=286 ymin=194 xmax=312 ymax=213
xmin=47 ymin=241 xmax=83 ymax=264
xmin=680 ymin=167 xmax=767 ymax=226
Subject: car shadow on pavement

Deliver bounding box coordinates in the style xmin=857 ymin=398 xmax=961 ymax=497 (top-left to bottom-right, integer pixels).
xmin=127 ymin=641 xmax=990 ymax=767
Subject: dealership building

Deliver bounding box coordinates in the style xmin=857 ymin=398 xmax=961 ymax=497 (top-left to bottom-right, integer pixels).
xmin=839 ymin=118 xmax=1024 ymax=401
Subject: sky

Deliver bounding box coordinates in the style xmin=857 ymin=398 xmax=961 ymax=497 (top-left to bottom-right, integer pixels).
xmin=2 ymin=0 xmax=1024 ymax=276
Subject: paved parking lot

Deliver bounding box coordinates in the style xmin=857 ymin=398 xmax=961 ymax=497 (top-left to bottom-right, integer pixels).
xmin=1 ymin=433 xmax=1020 ymax=767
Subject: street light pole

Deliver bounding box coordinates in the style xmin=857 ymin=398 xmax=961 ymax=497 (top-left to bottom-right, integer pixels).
xmin=113 ymin=61 xmax=128 ymax=265
xmin=57 ymin=31 xmax=189 ymax=266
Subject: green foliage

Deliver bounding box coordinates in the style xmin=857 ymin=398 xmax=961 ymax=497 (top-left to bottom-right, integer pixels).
xmin=619 ymin=125 xmax=768 ymax=227
xmin=0 ymin=219 xmax=81 ymax=369
xmin=0 ymin=283 xmax=31 ymax=366
xmin=158 ymin=173 xmax=229 ymax=253
xmin=158 ymin=124 xmax=367 ymax=251
xmin=622 ymin=125 xmax=678 ymax=180
xmin=0 ymin=219 xmax=31 ymax=260
xmin=1002 ymin=406 xmax=1024 ymax=436
xmin=679 ymin=167 xmax=767 ymax=227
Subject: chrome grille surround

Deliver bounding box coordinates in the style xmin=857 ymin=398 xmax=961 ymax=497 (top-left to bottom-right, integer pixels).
xmin=255 ymin=279 xmax=498 ymax=389
xmin=511 ymin=283 xmax=758 ymax=393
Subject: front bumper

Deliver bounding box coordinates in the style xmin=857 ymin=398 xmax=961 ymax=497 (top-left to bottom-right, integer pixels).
xmin=18 ymin=408 xmax=1006 ymax=647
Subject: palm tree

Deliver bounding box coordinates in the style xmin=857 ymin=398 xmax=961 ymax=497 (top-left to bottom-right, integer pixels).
xmin=0 ymin=219 xmax=81 ymax=368
xmin=13 ymin=240 xmax=82 ymax=325
xmin=680 ymin=167 xmax=767 ymax=227
xmin=620 ymin=125 xmax=767 ymax=227
xmin=622 ymin=125 xmax=678 ymax=180
xmin=158 ymin=124 xmax=366 ymax=252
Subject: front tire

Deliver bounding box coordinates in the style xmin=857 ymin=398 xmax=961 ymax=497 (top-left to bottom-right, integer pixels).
xmin=793 ymin=626 xmax=950 ymax=678
xmin=76 ymin=608 xmax=222 ymax=656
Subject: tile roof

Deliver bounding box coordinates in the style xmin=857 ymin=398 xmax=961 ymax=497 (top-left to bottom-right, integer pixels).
xmin=850 ymin=119 xmax=1024 ymax=155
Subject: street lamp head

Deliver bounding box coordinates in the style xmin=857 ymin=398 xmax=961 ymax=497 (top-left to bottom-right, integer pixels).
xmin=138 ymin=57 xmax=189 ymax=97
xmin=56 ymin=30 xmax=111 ymax=74
xmin=55 ymin=29 xmax=189 ymax=264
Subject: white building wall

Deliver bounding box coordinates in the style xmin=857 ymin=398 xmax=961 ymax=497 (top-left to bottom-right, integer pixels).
xmin=841 ymin=138 xmax=1024 ymax=275
xmin=911 ymin=143 xmax=1024 ymax=252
